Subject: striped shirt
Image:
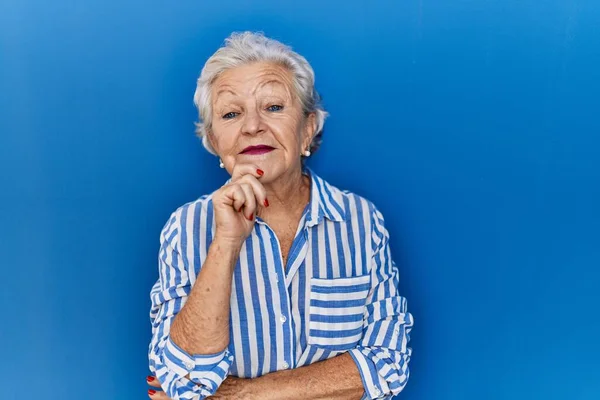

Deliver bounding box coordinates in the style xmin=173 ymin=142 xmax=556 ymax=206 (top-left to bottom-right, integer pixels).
xmin=148 ymin=166 xmax=414 ymax=399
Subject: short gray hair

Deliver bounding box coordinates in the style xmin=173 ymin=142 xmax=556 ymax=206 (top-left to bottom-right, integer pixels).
xmin=193 ymin=31 xmax=328 ymax=156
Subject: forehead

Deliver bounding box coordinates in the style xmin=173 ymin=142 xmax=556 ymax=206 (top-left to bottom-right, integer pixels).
xmin=212 ymin=62 xmax=295 ymax=99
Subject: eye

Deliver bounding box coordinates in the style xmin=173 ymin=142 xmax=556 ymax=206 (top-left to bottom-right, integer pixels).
xmin=222 ymin=112 xmax=238 ymax=120
xmin=266 ymin=104 xmax=283 ymax=112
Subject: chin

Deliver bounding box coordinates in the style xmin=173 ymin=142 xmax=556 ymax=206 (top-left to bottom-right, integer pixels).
xmin=259 ymin=166 xmax=280 ymax=180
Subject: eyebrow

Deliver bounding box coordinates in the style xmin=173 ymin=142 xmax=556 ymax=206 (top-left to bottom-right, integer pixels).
xmin=213 ymin=77 xmax=292 ymax=105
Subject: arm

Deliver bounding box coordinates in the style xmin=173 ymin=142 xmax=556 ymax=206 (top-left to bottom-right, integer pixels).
xmin=347 ymin=206 xmax=414 ymax=399
xmin=233 ymin=352 xmax=364 ymax=400
xmin=149 ymin=209 xmax=241 ymax=400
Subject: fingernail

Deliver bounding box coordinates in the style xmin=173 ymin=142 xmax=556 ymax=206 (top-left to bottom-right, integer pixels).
xmin=247 ymin=214 xmax=253 ymax=221
xmin=264 ymin=199 xmax=269 ymax=207
xmin=257 ymin=169 xmax=264 ymax=176
xmin=148 ymin=389 xmax=156 ymax=395
xmin=146 ymin=375 xmax=155 ymax=382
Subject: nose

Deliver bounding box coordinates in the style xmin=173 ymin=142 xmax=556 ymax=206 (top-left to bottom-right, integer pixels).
xmin=241 ymin=107 xmax=266 ymax=136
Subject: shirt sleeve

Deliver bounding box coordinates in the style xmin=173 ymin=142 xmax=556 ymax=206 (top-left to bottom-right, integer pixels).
xmin=348 ymin=206 xmax=414 ymax=400
xmin=148 ymin=208 xmax=234 ymax=400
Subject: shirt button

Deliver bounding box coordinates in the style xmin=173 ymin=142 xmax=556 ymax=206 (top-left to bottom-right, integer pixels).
xmin=280 ymin=315 xmax=287 ymax=323
xmin=185 ymin=362 xmax=194 ymax=370
xmin=373 ymin=388 xmax=381 ymax=396
xmin=282 ymin=362 xmax=289 ymax=369
xmin=274 ymin=275 xmax=279 ymax=283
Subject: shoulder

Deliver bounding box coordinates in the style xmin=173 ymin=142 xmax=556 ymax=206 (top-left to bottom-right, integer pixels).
xmin=320 ymin=177 xmax=389 ymax=246
xmin=323 ymin=178 xmax=386 ymax=225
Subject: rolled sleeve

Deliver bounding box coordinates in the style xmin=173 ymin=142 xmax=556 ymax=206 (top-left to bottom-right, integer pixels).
xmin=148 ymin=208 xmax=233 ymax=399
xmin=349 ymin=206 xmax=414 ymax=399
xmin=161 ymin=337 xmax=234 ymax=399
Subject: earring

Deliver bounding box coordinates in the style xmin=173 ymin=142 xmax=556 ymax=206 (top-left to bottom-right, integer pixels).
xmin=219 ymin=158 xmax=224 ymax=168
xmin=303 ymin=149 xmax=311 ymax=157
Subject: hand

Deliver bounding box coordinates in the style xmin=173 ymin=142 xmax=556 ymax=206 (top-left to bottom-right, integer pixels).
xmin=212 ymin=163 xmax=268 ymax=246
xmin=146 ymin=375 xmax=169 ymax=399
xmin=146 ymin=375 xmax=253 ymax=400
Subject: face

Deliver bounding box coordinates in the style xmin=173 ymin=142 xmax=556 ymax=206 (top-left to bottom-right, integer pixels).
xmin=207 ymin=62 xmax=316 ymax=181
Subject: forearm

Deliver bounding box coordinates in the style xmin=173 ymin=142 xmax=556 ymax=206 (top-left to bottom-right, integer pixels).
xmin=170 ymin=237 xmax=241 ymax=354
xmin=248 ymin=352 xmax=364 ymax=400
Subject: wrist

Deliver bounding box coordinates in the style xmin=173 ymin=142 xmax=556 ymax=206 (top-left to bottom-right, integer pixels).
xmin=212 ymin=234 xmax=244 ymax=253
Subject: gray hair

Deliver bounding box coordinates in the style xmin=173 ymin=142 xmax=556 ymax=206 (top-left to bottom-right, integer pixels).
xmin=193 ymin=31 xmax=328 ymax=157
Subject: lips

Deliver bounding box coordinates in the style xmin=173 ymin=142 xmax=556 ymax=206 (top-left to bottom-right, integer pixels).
xmin=240 ymin=145 xmax=274 ymax=155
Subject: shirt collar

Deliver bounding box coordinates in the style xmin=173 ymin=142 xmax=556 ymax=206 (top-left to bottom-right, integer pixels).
xmin=303 ymin=165 xmax=346 ymax=226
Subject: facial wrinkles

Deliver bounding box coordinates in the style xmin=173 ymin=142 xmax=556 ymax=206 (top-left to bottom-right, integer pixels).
xmin=210 ymin=64 xmax=306 ymax=158
xmin=213 ymin=65 xmax=296 ymax=116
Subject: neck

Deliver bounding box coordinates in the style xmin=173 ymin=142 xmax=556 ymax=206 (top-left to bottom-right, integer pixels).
xmin=258 ymin=165 xmax=310 ymax=221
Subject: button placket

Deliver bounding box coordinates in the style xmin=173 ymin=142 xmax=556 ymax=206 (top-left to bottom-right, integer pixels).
xmin=263 ymin=222 xmax=299 ymax=372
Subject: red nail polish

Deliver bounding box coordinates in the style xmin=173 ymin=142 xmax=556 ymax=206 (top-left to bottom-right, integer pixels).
xmin=247 ymin=214 xmax=253 ymax=221
xmin=148 ymin=389 xmax=156 ymax=395
xmin=264 ymin=199 xmax=269 ymax=207
xmin=146 ymin=375 xmax=155 ymax=382
xmin=257 ymin=169 xmax=264 ymax=176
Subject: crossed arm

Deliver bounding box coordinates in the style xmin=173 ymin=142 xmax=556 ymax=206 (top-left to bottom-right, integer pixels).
xmin=147 ymin=351 xmax=364 ymax=400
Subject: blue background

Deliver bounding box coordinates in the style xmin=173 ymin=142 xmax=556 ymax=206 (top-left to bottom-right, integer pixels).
xmin=1 ymin=1 xmax=599 ymax=399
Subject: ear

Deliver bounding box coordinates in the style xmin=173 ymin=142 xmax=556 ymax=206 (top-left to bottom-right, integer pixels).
xmin=302 ymin=112 xmax=317 ymax=150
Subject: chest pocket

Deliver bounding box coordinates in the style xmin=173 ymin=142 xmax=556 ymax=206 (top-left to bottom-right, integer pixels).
xmin=308 ymin=274 xmax=371 ymax=351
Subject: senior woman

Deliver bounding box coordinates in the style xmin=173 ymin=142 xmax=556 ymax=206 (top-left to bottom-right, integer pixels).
xmin=146 ymin=32 xmax=414 ymax=400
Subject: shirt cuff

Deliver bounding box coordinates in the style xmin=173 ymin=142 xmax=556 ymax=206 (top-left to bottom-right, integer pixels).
xmin=164 ymin=337 xmax=233 ymax=393
xmin=348 ymin=348 xmax=390 ymax=399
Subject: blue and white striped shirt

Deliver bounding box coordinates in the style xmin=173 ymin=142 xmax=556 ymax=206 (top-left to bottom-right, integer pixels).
xmin=149 ymin=166 xmax=414 ymax=399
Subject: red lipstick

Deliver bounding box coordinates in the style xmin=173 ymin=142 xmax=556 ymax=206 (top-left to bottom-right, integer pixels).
xmin=240 ymin=145 xmax=274 ymax=155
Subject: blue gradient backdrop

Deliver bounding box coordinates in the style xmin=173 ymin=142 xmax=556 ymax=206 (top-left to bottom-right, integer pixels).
xmin=1 ymin=1 xmax=599 ymax=399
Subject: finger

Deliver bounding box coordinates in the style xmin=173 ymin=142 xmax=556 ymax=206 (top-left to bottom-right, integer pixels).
xmin=148 ymin=389 xmax=170 ymax=399
xmin=237 ymin=174 xmax=268 ymax=209
xmin=230 ymin=163 xmax=264 ymax=182
xmin=224 ymin=184 xmax=247 ymax=213
xmin=238 ymin=183 xmax=256 ymax=220
xmin=146 ymin=375 xmax=161 ymax=388
xmin=148 ymin=389 xmax=171 ymax=400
